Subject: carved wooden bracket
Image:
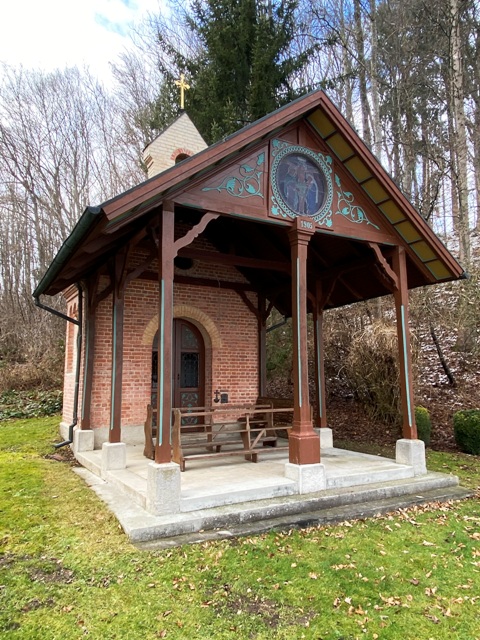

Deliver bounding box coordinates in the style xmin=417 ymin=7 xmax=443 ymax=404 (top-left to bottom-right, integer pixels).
xmin=173 ymin=211 xmax=219 ymax=257
xmin=368 ymin=242 xmax=399 ymax=292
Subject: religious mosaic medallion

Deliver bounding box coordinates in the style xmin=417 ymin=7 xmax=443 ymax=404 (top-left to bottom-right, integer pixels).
xmin=271 ymin=140 xmax=334 ymax=224
xmin=271 ymin=139 xmax=379 ymax=230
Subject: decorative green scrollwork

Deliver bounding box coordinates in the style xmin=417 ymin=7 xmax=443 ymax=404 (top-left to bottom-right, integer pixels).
xmin=202 ymin=152 xmax=265 ymax=198
xmin=334 ymin=174 xmax=380 ymax=229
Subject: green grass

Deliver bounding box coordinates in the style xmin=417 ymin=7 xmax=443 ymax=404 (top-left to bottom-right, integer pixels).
xmin=1 ymin=417 xmax=480 ymax=639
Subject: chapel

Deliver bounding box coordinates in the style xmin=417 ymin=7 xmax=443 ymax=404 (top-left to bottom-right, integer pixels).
xmin=34 ymin=89 xmax=464 ymax=517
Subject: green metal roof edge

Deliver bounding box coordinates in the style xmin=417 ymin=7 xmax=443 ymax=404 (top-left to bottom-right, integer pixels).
xmin=33 ymin=206 xmax=103 ymax=298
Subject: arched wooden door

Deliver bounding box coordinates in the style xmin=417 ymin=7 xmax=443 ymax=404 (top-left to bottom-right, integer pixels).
xmin=173 ymin=319 xmax=205 ymax=411
xmin=151 ymin=319 xmax=205 ymax=422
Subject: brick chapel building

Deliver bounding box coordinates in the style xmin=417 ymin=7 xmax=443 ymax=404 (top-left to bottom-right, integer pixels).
xmin=34 ymin=90 xmax=464 ymax=514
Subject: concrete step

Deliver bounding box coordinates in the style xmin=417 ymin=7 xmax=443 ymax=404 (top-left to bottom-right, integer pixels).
xmin=326 ymin=462 xmax=413 ymax=489
xmin=75 ymin=466 xmax=468 ymax=545
xmin=106 ymin=469 xmax=148 ymax=509
xmin=180 ymin=475 xmax=297 ymax=512
xmin=75 ymin=449 xmax=102 ymax=476
xmin=137 ymin=484 xmax=473 ymax=550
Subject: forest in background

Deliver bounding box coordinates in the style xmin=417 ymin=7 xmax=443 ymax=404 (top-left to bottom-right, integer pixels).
xmin=0 ymin=0 xmax=479 ymax=443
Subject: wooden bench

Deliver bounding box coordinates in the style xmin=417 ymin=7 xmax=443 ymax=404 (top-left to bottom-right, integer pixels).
xmin=144 ymin=403 xmax=293 ymax=470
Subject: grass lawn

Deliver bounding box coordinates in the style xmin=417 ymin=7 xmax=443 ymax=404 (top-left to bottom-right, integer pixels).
xmin=1 ymin=417 xmax=479 ymax=639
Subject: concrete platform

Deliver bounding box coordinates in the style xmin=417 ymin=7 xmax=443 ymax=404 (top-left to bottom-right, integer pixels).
xmin=73 ymin=443 xmax=471 ymax=546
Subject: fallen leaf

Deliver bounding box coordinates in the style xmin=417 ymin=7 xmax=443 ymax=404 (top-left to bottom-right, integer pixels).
xmin=425 ymin=614 xmax=440 ymax=624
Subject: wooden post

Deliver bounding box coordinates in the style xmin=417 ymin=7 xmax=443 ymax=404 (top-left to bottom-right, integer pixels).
xmin=155 ymin=202 xmax=175 ymax=464
xmin=313 ymin=280 xmax=327 ymax=429
xmin=80 ymin=286 xmax=96 ymax=431
xmin=288 ymin=217 xmax=320 ymax=465
xmin=258 ymin=294 xmax=267 ymax=397
xmin=392 ymin=246 xmax=418 ymax=439
xmin=110 ymin=251 xmax=127 ymax=443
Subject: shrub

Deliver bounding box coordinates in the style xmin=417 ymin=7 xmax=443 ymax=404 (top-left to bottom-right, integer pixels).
xmin=415 ymin=406 xmax=431 ymax=446
xmin=453 ymin=410 xmax=480 ymax=455
xmin=0 ymin=389 xmax=62 ymax=420
xmin=345 ymin=322 xmax=405 ymax=425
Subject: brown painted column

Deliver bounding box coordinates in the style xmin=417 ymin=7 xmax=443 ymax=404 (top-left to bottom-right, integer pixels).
xmin=288 ymin=217 xmax=320 ymax=464
xmin=155 ymin=202 xmax=175 ymax=464
xmin=392 ymin=246 xmax=418 ymax=439
xmin=80 ymin=289 xmax=96 ymax=431
xmin=258 ymin=294 xmax=267 ymax=398
xmin=110 ymin=252 xmax=127 ymax=443
xmin=313 ymin=280 xmax=327 ymax=429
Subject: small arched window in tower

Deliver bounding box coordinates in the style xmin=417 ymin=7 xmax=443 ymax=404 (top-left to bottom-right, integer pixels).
xmin=175 ymin=153 xmax=190 ymax=164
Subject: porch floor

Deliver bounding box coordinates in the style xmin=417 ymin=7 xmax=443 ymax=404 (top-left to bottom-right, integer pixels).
xmin=73 ymin=442 xmax=470 ymax=547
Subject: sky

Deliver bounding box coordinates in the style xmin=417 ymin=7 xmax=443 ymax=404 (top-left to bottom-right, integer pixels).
xmin=0 ymin=0 xmax=164 ymax=85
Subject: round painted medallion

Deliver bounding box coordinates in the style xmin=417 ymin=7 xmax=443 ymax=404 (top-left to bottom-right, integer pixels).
xmin=275 ymin=152 xmax=327 ymax=218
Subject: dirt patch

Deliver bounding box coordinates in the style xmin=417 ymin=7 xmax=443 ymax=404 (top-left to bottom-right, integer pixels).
xmin=45 ymin=445 xmax=79 ymax=465
xmin=26 ymin=557 xmax=76 ymax=585
xmin=22 ymin=598 xmax=55 ymax=612
xmin=212 ymin=584 xmax=316 ymax=631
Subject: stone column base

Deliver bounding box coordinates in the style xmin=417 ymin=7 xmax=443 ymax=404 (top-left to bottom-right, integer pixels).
xmin=101 ymin=442 xmax=127 ymax=477
xmin=73 ymin=428 xmax=94 ymax=455
xmin=146 ymin=462 xmax=181 ymax=515
xmin=314 ymin=427 xmax=333 ymax=449
xmin=285 ymin=462 xmax=326 ymax=494
xmin=396 ymin=439 xmax=427 ymax=476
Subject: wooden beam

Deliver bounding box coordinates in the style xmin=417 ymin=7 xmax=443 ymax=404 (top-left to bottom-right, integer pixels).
xmin=258 ymin=295 xmax=267 ymax=397
xmin=177 ymin=247 xmax=291 ymax=273
xmin=288 ymin=217 xmax=320 ymax=465
xmin=110 ymin=248 xmax=128 ymax=443
xmin=236 ymin=290 xmax=259 ymax=318
xmin=313 ymin=280 xmax=327 ymax=429
xmin=80 ymin=274 xmax=99 ymax=431
xmin=139 ymin=271 xmax=258 ymax=292
xmin=155 ymin=202 xmax=175 ymax=464
xmin=392 ymin=246 xmax=417 ymax=439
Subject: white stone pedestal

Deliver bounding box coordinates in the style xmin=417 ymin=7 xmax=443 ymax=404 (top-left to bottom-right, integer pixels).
xmin=101 ymin=442 xmax=127 ymax=477
xmin=285 ymin=463 xmax=326 ymax=494
xmin=315 ymin=427 xmax=333 ymax=449
xmin=396 ymin=439 xmax=427 ymax=476
xmin=146 ymin=462 xmax=181 ymax=515
xmin=73 ymin=428 xmax=94 ymax=455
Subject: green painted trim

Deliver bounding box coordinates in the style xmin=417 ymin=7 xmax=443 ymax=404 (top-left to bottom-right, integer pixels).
xmin=158 ymin=279 xmax=165 ymax=446
xmin=296 ymin=258 xmax=302 ymax=408
xmin=401 ymin=304 xmax=413 ymax=428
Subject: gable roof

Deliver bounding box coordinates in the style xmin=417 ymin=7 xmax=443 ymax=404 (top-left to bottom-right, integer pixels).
xmin=34 ymin=89 xmax=464 ymax=302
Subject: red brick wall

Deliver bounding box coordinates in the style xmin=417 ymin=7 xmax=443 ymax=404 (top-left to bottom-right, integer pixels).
xmin=65 ymin=244 xmax=260 ymax=436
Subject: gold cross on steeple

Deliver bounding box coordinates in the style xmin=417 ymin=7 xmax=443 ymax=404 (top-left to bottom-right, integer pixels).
xmin=175 ymin=73 xmax=190 ymax=110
